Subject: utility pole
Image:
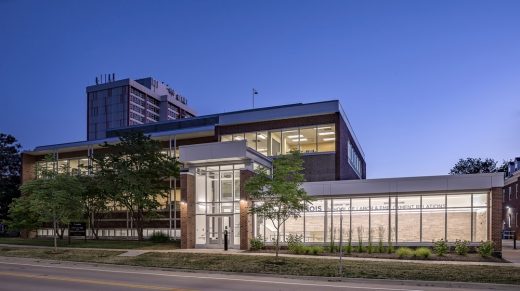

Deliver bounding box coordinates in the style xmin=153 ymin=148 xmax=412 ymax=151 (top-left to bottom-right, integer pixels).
xmin=252 ymin=88 xmax=258 ymax=108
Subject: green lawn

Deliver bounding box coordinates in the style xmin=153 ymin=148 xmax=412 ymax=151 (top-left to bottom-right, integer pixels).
xmin=0 ymin=247 xmax=519 ymax=285
xmin=0 ymin=237 xmax=179 ymax=250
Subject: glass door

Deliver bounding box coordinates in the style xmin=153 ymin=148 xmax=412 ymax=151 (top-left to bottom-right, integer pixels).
xmin=207 ymin=215 xmax=233 ymax=247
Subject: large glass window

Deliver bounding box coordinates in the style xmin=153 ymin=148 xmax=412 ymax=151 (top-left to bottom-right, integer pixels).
xmin=269 ymin=130 xmax=282 ymax=156
xmin=396 ymin=196 xmax=421 ymax=242
xmin=299 ymin=127 xmax=317 ymax=153
xmin=220 ymin=124 xmax=336 ymax=156
xmin=254 ymin=192 xmax=489 ymax=245
xmin=282 ymin=128 xmax=299 ymax=154
xmin=256 ymin=131 xmax=268 ymax=155
xmin=317 ymin=124 xmax=336 ymax=152
xmin=422 ymin=194 xmax=446 ymax=242
xmin=245 ymin=132 xmax=257 ymax=150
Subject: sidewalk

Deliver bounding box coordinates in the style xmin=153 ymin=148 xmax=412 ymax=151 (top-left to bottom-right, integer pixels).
xmin=3 ymin=243 xmax=520 ymax=268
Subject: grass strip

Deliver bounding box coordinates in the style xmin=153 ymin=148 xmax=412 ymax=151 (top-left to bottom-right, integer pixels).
xmin=0 ymin=247 xmax=519 ymax=285
xmin=0 ymin=237 xmax=179 ymax=250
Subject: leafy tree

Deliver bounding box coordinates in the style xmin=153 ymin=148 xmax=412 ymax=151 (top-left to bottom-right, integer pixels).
xmin=245 ymin=151 xmax=312 ymax=258
xmin=5 ymin=195 xmax=40 ymax=232
xmin=497 ymin=159 xmax=512 ymax=174
xmin=92 ymin=132 xmax=179 ymax=241
xmin=18 ymin=158 xmax=84 ymax=251
xmin=0 ymin=133 xmax=22 ymax=224
xmin=449 ymin=158 xmax=499 ymax=174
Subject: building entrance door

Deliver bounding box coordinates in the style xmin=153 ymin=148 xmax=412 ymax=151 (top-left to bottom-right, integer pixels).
xmin=207 ymin=215 xmax=233 ymax=248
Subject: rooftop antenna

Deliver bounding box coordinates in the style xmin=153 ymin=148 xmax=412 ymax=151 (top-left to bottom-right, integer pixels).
xmin=95 ymin=76 xmax=99 ymax=85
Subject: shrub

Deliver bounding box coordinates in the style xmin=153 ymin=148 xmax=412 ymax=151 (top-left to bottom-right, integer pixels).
xmin=149 ymin=232 xmax=169 ymax=243
xmin=367 ymin=228 xmax=373 ymax=254
xmin=356 ymin=226 xmax=364 ymax=253
xmin=377 ymin=226 xmax=385 ymax=253
xmin=396 ymin=247 xmax=414 ymax=259
xmin=310 ymin=246 xmax=324 ymax=255
xmin=433 ymin=239 xmax=449 ymax=256
xmin=478 ymin=241 xmax=494 ymax=257
xmin=454 ymin=239 xmax=469 ymax=256
xmin=286 ymin=234 xmax=304 ymax=254
xmin=342 ymin=245 xmax=352 ymax=254
xmin=415 ymin=247 xmax=431 ymax=259
xmin=250 ymin=235 xmax=265 ymax=251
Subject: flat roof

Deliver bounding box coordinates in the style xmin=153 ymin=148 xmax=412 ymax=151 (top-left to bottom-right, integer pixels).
xmin=303 ymin=172 xmax=504 ymax=196
xmin=27 ymin=100 xmax=364 ymax=157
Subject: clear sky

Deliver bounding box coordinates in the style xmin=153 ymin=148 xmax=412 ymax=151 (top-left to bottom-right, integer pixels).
xmin=0 ymin=0 xmax=518 ymax=178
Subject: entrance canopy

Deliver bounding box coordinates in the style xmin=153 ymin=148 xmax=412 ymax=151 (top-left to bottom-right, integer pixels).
xmin=179 ymin=140 xmax=272 ymax=169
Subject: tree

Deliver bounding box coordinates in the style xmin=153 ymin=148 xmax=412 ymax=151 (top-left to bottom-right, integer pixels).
xmin=92 ymin=132 xmax=179 ymax=241
xmin=245 ymin=151 xmax=312 ymax=258
xmin=449 ymin=158 xmax=499 ymax=174
xmin=78 ymin=175 xmax=109 ymax=240
xmin=5 ymin=195 xmax=40 ymax=232
xmin=19 ymin=160 xmax=84 ymax=251
xmin=0 ymin=133 xmax=22 ymax=224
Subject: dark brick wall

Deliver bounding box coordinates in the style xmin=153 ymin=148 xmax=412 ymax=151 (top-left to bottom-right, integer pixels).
xmin=216 ymin=114 xmax=337 ymax=135
xmin=503 ymin=176 xmax=520 ymax=234
xmin=491 ymin=187 xmax=503 ymax=255
xmin=301 ymin=153 xmax=336 ymax=182
xmin=240 ymin=169 xmax=254 ymax=250
xmin=180 ymin=172 xmax=195 ymax=249
xmin=336 ymin=113 xmax=366 ymax=180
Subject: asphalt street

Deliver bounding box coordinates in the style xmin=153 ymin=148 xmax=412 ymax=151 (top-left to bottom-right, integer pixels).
xmin=0 ymin=256 xmax=515 ymax=291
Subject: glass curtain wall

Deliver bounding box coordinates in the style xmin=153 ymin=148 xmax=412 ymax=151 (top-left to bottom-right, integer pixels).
xmin=220 ymin=124 xmax=336 ymax=156
xmin=254 ymin=192 xmax=489 ymax=244
xmin=195 ymin=164 xmax=244 ymax=245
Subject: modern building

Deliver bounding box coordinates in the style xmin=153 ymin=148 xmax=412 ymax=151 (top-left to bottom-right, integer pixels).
xmin=503 ymin=157 xmax=520 ymax=236
xmin=22 ymin=99 xmax=505 ymax=254
xmin=87 ymin=75 xmax=196 ymax=140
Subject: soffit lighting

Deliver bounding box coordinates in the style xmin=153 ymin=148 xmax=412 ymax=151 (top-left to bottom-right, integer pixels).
xmin=323 ymin=137 xmax=336 ymax=141
xmin=318 ymin=132 xmax=335 ymax=136
xmin=287 ymin=135 xmax=303 ymax=139
xmin=257 ymin=134 xmax=267 ymax=139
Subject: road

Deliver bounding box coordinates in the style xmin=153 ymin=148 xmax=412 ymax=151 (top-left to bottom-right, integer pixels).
xmin=0 ymin=256 xmax=514 ymax=291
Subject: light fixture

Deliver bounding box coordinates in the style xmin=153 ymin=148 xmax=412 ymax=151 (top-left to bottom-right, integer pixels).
xmin=234 ymin=136 xmax=244 ymax=140
xmin=299 ymin=138 xmax=308 ymax=142
xmin=287 ymin=135 xmax=303 ymax=139
xmin=257 ymin=134 xmax=267 ymax=139
xmin=323 ymin=137 xmax=335 ymax=141
xmin=318 ymin=132 xmax=335 ymax=136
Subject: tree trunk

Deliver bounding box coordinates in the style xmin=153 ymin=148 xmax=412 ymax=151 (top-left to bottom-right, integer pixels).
xmin=136 ymin=208 xmax=144 ymax=241
xmin=53 ymin=214 xmax=57 ymax=253
xmin=275 ymin=224 xmax=280 ymax=259
xmin=89 ymin=212 xmax=99 ymax=240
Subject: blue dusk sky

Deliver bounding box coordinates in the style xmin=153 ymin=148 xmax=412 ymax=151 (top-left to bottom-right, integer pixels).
xmin=0 ymin=0 xmax=519 ymax=178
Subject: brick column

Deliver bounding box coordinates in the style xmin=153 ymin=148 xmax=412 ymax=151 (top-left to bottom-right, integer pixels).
xmin=240 ymin=169 xmax=254 ymax=250
xmin=490 ymin=187 xmax=503 ymax=256
xmin=180 ymin=172 xmax=196 ymax=249
xmin=21 ymin=153 xmax=38 ymax=184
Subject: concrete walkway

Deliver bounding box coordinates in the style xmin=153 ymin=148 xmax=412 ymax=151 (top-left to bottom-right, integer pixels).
xmin=3 ymin=243 xmax=520 ymax=268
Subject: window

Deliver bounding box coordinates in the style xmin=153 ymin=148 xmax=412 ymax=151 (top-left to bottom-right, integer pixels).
xmin=282 ymin=128 xmax=299 ymax=154
xmin=220 ymin=124 xmax=336 ymax=156
xmin=509 ymin=187 xmax=512 ymax=200
xmin=317 ymin=125 xmax=335 ymax=152
xmin=516 ymin=184 xmax=518 ymax=199
xmin=348 ymin=141 xmax=362 ymax=175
